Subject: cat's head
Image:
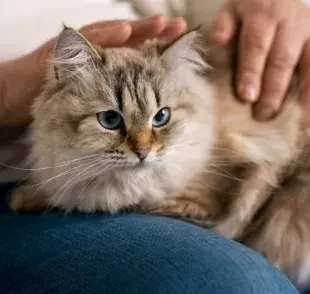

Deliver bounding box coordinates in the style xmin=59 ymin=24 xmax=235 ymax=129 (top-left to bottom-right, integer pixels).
xmin=31 ymin=27 xmax=214 ymax=174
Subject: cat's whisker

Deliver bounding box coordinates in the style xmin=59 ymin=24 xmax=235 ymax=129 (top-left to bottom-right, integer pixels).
xmin=163 ymin=159 xmax=244 ymax=182
xmin=29 ymin=157 xmax=102 ymax=191
xmin=9 ymin=156 xmax=99 ymax=196
xmin=207 ymin=163 xmax=241 ymax=177
xmin=210 ymin=147 xmax=247 ymax=158
xmin=47 ymin=158 xmax=115 ymax=211
xmin=45 ymin=161 xmax=104 ymax=212
xmin=9 ymin=172 xmax=34 ymax=194
xmin=165 ymin=142 xmax=201 ymax=148
xmin=71 ymin=161 xmax=119 ymax=211
xmin=9 ymin=156 xmax=103 ymax=195
xmin=49 ymin=160 xmax=120 ymax=213
xmin=0 ymin=153 xmax=102 ymax=172
xmin=25 ymin=160 xmax=101 ymax=207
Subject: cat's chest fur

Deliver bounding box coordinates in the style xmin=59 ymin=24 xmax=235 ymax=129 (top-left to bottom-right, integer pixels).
xmin=29 ymin=149 xmax=210 ymax=213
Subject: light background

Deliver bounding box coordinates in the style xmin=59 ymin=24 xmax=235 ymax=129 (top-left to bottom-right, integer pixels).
xmin=0 ymin=0 xmax=137 ymax=61
xmin=1 ymin=0 xmax=309 ymax=61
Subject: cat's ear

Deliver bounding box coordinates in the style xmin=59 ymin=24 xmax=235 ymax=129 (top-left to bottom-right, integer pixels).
xmin=52 ymin=26 xmax=101 ymax=82
xmin=160 ymin=27 xmax=209 ymax=73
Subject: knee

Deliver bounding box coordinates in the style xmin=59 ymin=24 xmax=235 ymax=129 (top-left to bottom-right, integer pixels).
xmin=1 ymin=212 xmax=298 ymax=294
xmin=110 ymin=214 xmax=298 ymax=294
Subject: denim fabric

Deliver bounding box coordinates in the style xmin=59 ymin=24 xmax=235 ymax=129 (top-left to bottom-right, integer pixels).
xmin=0 ymin=183 xmax=298 ymax=294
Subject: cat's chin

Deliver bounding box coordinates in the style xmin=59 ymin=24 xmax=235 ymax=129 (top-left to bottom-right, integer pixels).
xmin=110 ymin=160 xmax=153 ymax=171
xmin=113 ymin=156 xmax=162 ymax=170
xmin=125 ymin=160 xmax=152 ymax=170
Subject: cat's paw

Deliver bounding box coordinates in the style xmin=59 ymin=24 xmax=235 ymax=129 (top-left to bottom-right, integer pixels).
xmin=143 ymin=198 xmax=217 ymax=220
xmin=9 ymin=186 xmax=28 ymax=212
xmin=9 ymin=185 xmax=47 ymax=212
xmin=213 ymin=219 xmax=244 ymax=239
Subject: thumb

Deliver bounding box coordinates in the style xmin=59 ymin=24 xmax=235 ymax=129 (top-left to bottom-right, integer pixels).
xmin=208 ymin=2 xmax=238 ymax=44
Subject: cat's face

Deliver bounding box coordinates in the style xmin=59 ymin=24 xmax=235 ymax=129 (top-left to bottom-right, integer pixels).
xmin=32 ymin=28 xmax=213 ymax=174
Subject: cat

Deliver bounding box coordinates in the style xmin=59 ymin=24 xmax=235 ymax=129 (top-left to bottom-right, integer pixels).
xmin=7 ymin=21 xmax=310 ymax=291
xmin=123 ymin=0 xmax=310 ymax=289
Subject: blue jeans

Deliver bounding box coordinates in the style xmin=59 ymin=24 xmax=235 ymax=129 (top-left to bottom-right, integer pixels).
xmin=0 ymin=183 xmax=299 ymax=294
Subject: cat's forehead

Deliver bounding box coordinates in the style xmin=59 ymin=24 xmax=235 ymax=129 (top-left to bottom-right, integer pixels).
xmin=98 ymin=49 xmax=163 ymax=105
xmin=101 ymin=47 xmax=162 ymax=73
xmin=110 ymin=59 xmax=161 ymax=122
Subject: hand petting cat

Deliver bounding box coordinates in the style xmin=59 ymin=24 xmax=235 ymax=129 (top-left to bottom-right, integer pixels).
xmin=209 ymin=0 xmax=310 ymax=121
xmin=0 ymin=15 xmax=186 ymax=126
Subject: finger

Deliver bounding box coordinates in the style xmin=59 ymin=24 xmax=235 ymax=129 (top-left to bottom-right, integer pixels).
xmin=237 ymin=14 xmax=276 ymax=103
xmin=83 ymin=23 xmax=132 ymax=46
xmin=253 ymin=24 xmax=303 ymax=121
xmin=299 ymin=39 xmax=310 ymax=109
xmin=208 ymin=3 xmax=238 ymax=44
xmin=81 ymin=14 xmax=165 ymax=38
xmin=126 ymin=17 xmax=187 ymax=47
xmin=80 ymin=19 xmax=124 ymax=32
xmin=130 ymin=14 xmax=166 ymax=38
xmin=157 ymin=17 xmax=187 ymax=39
xmin=123 ymin=15 xmax=168 ymax=47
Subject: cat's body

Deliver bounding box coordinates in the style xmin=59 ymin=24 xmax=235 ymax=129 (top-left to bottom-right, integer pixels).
xmin=8 ymin=5 xmax=310 ymax=290
xmin=10 ymin=35 xmax=215 ymax=213
xmin=119 ymin=0 xmax=310 ymax=288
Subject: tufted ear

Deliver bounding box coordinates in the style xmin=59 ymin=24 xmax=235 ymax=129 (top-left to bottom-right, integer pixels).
xmin=52 ymin=26 xmax=101 ymax=82
xmin=160 ymin=27 xmax=209 ymax=73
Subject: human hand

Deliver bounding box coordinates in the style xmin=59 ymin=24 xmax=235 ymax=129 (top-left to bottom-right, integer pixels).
xmin=0 ymin=15 xmax=186 ymax=126
xmin=38 ymin=15 xmax=187 ymax=71
xmin=208 ymin=0 xmax=310 ymax=120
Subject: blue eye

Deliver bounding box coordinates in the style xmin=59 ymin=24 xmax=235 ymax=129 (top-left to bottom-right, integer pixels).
xmin=152 ymin=107 xmax=171 ymax=128
xmin=97 ymin=110 xmax=123 ymax=130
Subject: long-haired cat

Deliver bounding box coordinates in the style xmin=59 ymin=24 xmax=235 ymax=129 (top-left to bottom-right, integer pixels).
xmin=124 ymin=0 xmax=310 ymax=289
xmin=8 ymin=21 xmax=310 ymax=292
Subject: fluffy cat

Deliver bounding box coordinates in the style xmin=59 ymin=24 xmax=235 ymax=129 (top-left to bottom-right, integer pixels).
xmin=124 ymin=0 xmax=310 ymax=289
xmin=8 ymin=23 xmax=310 ymax=291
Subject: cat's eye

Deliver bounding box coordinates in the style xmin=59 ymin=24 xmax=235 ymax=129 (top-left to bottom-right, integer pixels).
xmin=97 ymin=110 xmax=123 ymax=130
xmin=152 ymin=107 xmax=171 ymax=128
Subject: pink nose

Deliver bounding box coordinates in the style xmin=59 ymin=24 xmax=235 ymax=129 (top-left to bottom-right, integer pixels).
xmin=134 ymin=148 xmax=151 ymax=161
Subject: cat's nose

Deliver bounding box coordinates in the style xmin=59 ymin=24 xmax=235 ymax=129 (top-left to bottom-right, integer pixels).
xmin=134 ymin=148 xmax=151 ymax=161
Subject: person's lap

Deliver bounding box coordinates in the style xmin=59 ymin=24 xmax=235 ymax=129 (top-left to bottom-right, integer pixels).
xmin=0 ymin=183 xmax=299 ymax=293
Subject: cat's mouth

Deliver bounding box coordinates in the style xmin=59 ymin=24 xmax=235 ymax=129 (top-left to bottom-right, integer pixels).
xmin=111 ymin=155 xmax=161 ymax=171
xmin=131 ymin=160 xmax=149 ymax=169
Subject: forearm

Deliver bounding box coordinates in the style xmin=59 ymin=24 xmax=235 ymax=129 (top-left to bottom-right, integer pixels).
xmin=0 ymin=40 xmax=53 ymax=125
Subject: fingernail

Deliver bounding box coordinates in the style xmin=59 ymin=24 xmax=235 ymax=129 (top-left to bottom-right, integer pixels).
xmin=238 ymin=83 xmax=258 ymax=103
xmin=254 ymin=105 xmax=276 ymax=121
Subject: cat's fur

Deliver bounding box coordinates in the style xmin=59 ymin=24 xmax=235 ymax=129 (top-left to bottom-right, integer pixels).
xmin=8 ymin=11 xmax=310 ymax=291
xmin=124 ymin=0 xmax=310 ymax=289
